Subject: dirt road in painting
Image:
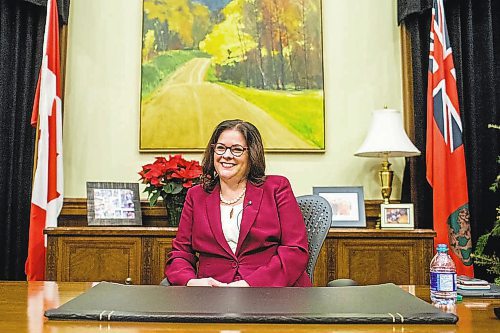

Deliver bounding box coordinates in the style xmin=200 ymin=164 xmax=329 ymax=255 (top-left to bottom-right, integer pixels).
xmin=141 ymin=58 xmax=314 ymax=150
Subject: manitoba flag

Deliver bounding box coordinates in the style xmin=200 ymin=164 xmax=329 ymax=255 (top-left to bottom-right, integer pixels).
xmin=426 ymin=0 xmax=474 ymax=276
xmin=25 ymin=0 xmax=64 ymax=281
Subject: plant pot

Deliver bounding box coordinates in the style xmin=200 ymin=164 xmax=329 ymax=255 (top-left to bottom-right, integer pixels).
xmin=164 ymin=195 xmax=185 ymax=227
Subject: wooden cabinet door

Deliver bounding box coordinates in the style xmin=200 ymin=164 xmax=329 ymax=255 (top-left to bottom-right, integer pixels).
xmin=58 ymin=237 xmax=141 ymax=284
xmin=151 ymin=237 xmax=173 ymax=285
xmin=336 ymin=239 xmax=420 ymax=285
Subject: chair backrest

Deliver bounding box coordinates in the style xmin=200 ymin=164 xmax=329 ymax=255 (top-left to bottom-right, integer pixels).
xmin=296 ymin=195 xmax=332 ymax=283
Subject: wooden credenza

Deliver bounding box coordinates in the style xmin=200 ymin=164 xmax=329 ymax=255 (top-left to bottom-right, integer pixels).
xmin=45 ymin=227 xmax=176 ymax=285
xmin=318 ymin=229 xmax=435 ymax=286
xmin=45 ymin=227 xmax=435 ymax=286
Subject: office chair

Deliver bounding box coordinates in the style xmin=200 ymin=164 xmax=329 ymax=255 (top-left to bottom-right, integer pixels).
xmin=296 ymin=195 xmax=358 ymax=287
xmin=296 ymin=195 xmax=332 ymax=283
xmin=160 ymin=194 xmax=332 ymax=286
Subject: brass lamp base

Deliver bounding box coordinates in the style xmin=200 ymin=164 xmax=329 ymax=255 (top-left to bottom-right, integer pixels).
xmin=379 ymin=157 xmax=393 ymax=204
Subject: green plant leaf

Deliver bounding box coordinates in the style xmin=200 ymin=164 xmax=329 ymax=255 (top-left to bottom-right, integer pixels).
xmin=163 ymin=182 xmax=184 ymax=194
xmin=171 ymin=183 xmax=184 ymax=194
xmin=149 ymin=191 xmax=161 ymax=206
xmin=474 ymin=233 xmax=490 ymax=256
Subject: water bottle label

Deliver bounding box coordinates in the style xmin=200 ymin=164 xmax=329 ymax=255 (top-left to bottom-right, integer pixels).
xmin=430 ymin=272 xmax=456 ymax=292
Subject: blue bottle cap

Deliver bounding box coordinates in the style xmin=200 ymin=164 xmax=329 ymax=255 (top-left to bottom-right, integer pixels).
xmin=436 ymin=244 xmax=448 ymax=252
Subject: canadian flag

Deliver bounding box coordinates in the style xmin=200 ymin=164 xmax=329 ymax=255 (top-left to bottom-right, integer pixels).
xmin=25 ymin=0 xmax=64 ymax=281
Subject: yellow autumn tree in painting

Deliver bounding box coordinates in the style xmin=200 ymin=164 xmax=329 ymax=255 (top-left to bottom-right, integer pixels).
xmin=144 ymin=0 xmax=211 ymax=49
xmin=199 ymin=0 xmax=257 ymax=66
xmin=163 ymin=0 xmax=194 ymax=47
xmin=142 ymin=30 xmax=156 ymax=62
xmin=191 ymin=2 xmax=212 ymax=48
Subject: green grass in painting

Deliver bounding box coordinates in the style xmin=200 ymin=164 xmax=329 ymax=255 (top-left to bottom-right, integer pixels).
xmin=205 ymin=65 xmax=218 ymax=83
xmin=141 ymin=50 xmax=209 ymax=99
xmin=219 ymin=83 xmax=324 ymax=147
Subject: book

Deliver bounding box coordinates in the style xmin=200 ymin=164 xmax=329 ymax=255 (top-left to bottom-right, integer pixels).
xmin=457 ymin=275 xmax=489 ymax=286
xmin=457 ymin=284 xmax=500 ymax=298
xmin=458 ymin=283 xmax=491 ymax=290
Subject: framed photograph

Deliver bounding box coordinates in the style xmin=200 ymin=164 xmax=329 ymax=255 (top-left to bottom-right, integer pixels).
xmin=313 ymin=186 xmax=366 ymax=227
xmin=86 ymin=182 xmax=142 ymax=226
xmin=381 ymin=203 xmax=414 ymax=229
xmin=140 ymin=0 xmax=324 ymax=152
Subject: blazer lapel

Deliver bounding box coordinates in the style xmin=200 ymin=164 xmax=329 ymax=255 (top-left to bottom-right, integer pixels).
xmin=235 ymin=182 xmax=263 ymax=255
xmin=206 ymin=185 xmax=235 ymax=258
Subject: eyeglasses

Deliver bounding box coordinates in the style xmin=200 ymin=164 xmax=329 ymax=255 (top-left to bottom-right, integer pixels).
xmin=211 ymin=143 xmax=248 ymax=157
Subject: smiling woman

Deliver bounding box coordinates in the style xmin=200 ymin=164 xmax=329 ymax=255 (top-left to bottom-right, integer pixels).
xmin=213 ymin=129 xmax=250 ymax=188
xmin=165 ymin=119 xmax=312 ymax=287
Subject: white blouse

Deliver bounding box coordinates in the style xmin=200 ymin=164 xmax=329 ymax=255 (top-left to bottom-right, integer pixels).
xmin=220 ymin=203 xmax=243 ymax=254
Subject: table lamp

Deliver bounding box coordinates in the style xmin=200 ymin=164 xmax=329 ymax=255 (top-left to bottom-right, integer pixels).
xmin=354 ymin=108 xmax=420 ymax=204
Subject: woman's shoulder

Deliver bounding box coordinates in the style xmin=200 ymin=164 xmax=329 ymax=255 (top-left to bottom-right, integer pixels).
xmin=261 ymin=175 xmax=291 ymax=188
xmin=186 ymin=184 xmax=208 ymax=197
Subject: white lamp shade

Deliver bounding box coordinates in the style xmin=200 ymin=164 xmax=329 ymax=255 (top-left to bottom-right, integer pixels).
xmin=354 ymin=109 xmax=421 ymax=158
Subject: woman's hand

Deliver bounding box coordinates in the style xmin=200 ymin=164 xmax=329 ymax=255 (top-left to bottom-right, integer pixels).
xmin=186 ymin=278 xmax=227 ymax=287
xmin=226 ymin=280 xmax=250 ymax=287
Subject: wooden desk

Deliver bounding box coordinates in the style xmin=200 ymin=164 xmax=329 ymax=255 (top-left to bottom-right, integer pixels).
xmin=0 ymin=281 xmax=498 ymax=333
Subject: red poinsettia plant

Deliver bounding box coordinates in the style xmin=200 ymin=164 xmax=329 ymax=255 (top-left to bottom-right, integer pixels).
xmin=139 ymin=155 xmax=203 ymax=206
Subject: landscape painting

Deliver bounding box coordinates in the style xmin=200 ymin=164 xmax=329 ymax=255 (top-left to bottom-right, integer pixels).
xmin=140 ymin=0 xmax=324 ymax=151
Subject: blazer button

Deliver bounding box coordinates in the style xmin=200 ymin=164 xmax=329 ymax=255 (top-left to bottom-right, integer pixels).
xmin=231 ymin=262 xmax=238 ymax=269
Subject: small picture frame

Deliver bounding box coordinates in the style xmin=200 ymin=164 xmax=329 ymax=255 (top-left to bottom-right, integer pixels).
xmin=86 ymin=182 xmax=142 ymax=226
xmin=313 ymin=186 xmax=366 ymax=227
xmin=381 ymin=203 xmax=414 ymax=229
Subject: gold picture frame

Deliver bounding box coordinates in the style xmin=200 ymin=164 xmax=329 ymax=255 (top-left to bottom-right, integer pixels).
xmin=381 ymin=203 xmax=415 ymax=229
xmin=139 ymin=0 xmax=325 ymax=152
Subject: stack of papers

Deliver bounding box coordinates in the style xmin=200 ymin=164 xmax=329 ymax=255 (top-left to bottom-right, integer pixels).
xmin=457 ymin=275 xmax=491 ymax=290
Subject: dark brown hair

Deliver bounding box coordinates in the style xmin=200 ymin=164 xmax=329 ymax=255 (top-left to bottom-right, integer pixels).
xmin=201 ymin=119 xmax=266 ymax=192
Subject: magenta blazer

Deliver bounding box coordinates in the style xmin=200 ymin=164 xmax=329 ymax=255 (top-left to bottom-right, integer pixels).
xmin=165 ymin=175 xmax=311 ymax=287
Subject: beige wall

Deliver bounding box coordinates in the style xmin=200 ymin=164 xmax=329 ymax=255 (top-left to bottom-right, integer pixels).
xmin=63 ymin=0 xmax=405 ymax=200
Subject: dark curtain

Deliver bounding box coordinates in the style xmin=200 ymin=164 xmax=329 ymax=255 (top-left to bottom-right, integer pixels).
xmin=0 ymin=0 xmax=69 ymax=280
xmin=399 ymin=0 xmax=500 ymax=280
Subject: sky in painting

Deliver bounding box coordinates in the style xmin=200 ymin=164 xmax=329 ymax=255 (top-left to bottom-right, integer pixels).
xmin=194 ymin=0 xmax=230 ymax=12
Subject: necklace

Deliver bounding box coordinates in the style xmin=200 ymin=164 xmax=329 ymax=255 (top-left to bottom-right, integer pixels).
xmin=220 ymin=187 xmax=246 ymax=205
xmin=220 ymin=187 xmax=246 ymax=218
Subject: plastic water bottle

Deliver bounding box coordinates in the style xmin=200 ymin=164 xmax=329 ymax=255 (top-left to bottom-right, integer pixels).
xmin=430 ymin=244 xmax=457 ymax=306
